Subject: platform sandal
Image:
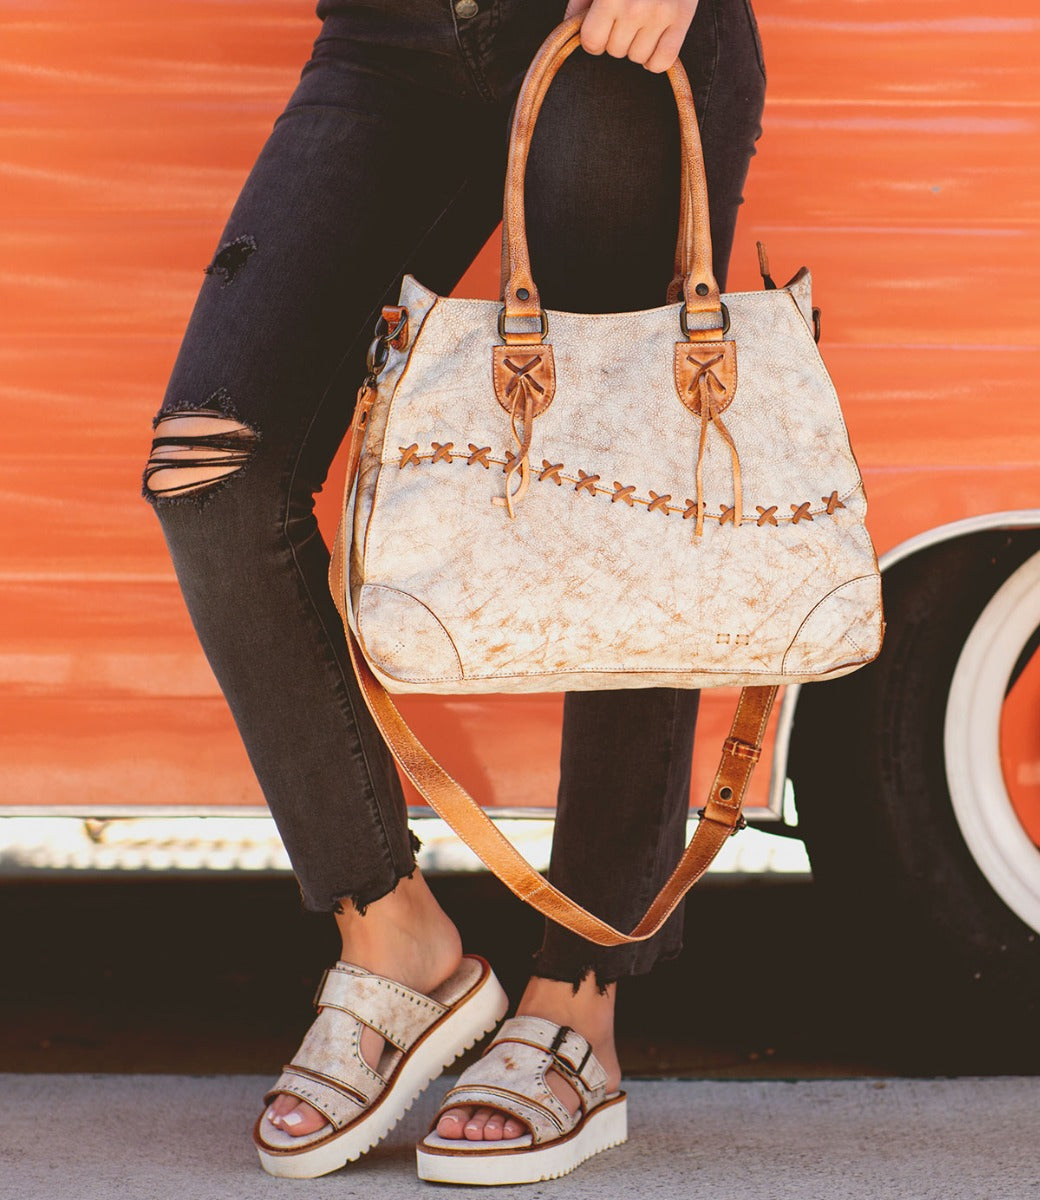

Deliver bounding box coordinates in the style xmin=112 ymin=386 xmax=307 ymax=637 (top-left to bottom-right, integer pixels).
xmin=253 ymin=954 xmax=508 ymax=1179
xmin=416 ymin=1015 xmax=627 ymax=1186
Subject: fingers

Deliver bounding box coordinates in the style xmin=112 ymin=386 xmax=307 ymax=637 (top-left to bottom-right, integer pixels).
xmin=576 ymin=0 xmax=698 ymax=72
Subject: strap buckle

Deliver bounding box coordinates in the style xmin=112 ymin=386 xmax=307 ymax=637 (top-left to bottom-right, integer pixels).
xmin=680 ymin=300 xmax=730 ymax=338
xmin=722 ymin=736 xmax=761 ymax=763
xmin=312 ymin=966 xmax=330 ymax=1009
xmin=548 ymin=1024 xmax=593 ymax=1081
xmin=498 ymin=306 xmax=549 ymax=341
xmin=697 ymin=808 xmax=747 ymax=837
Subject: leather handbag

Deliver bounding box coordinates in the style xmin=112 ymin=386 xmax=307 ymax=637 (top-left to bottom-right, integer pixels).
xmin=329 ymin=16 xmax=884 ymax=946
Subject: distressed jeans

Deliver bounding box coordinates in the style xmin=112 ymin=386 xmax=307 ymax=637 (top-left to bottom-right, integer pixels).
xmin=144 ymin=0 xmax=766 ymax=986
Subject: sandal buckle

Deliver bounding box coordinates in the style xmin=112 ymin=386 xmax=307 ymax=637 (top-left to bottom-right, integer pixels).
xmin=312 ymin=966 xmax=330 ymax=1009
xmin=548 ymin=1024 xmax=592 ymax=1081
xmin=548 ymin=1024 xmax=573 ymax=1058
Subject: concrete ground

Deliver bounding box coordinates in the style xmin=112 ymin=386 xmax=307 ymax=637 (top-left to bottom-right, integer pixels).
xmin=3 ymin=1074 xmax=1037 ymax=1200
xmin=3 ymin=874 xmax=1037 ymax=1198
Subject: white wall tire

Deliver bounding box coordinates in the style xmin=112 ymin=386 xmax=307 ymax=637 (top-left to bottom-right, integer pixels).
xmin=945 ymin=550 xmax=1040 ymax=936
xmin=789 ymin=529 xmax=1040 ymax=1005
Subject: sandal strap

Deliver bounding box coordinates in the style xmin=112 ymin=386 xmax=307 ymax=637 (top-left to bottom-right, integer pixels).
xmin=263 ymin=961 xmax=449 ymax=1127
xmin=316 ymin=962 xmax=449 ymax=1051
xmin=489 ymin=1016 xmax=608 ymax=1094
xmin=435 ymin=1081 xmax=567 ymax=1145
xmin=263 ymin=1066 xmax=362 ymax=1131
xmin=434 ymin=1017 xmax=610 ymax=1145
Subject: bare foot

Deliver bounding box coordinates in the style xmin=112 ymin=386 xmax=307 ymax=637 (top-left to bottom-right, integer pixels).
xmin=435 ymin=974 xmax=621 ymax=1142
xmin=264 ymin=870 xmax=463 ymax=1137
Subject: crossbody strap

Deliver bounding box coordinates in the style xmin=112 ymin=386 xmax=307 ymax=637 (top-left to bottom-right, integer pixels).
xmin=330 ymin=383 xmax=778 ymax=946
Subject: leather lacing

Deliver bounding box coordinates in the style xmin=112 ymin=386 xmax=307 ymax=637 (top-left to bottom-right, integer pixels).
xmin=491 ymin=360 xmax=543 ymax=519
xmin=686 ymin=350 xmax=743 ymax=539
xmin=396 ymin=441 xmax=847 ymax=528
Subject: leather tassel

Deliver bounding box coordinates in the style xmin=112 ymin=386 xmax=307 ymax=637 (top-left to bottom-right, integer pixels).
xmin=493 ymin=380 xmax=535 ymax=518
xmin=694 ymin=402 xmax=710 ymax=538
xmin=691 ymin=382 xmax=743 ymax=538
xmin=710 ymin=401 xmax=743 ymax=528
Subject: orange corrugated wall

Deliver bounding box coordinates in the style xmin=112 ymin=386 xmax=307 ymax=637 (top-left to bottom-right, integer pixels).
xmin=2 ymin=1 xmax=1038 ymax=814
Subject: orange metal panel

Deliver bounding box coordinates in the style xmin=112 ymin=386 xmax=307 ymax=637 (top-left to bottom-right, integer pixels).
xmin=2 ymin=0 xmax=1038 ymax=824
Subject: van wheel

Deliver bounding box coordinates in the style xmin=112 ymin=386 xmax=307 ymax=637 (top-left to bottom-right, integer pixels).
xmin=788 ymin=529 xmax=1040 ymax=1006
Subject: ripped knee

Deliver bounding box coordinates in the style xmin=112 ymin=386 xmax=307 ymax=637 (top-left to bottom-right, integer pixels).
xmin=143 ymin=406 xmax=259 ymax=502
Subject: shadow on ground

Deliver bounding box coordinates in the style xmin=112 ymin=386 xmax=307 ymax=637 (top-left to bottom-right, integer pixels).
xmin=1 ymin=873 xmax=1036 ymax=1076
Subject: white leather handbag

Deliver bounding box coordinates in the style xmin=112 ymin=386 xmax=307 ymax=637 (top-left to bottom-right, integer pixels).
xmin=329 ymin=17 xmax=883 ymax=946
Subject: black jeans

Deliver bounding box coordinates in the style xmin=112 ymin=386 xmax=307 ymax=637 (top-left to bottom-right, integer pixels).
xmin=144 ymin=0 xmax=765 ymax=987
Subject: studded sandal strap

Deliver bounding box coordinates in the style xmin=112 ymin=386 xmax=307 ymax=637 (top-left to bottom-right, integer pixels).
xmin=431 ymin=1017 xmax=611 ymax=1145
xmin=316 ymin=962 xmax=449 ymax=1051
xmin=264 ymin=1064 xmax=366 ymax=1131
xmin=435 ymin=1080 xmax=568 ymax=1145
xmin=489 ymin=1016 xmax=607 ymax=1096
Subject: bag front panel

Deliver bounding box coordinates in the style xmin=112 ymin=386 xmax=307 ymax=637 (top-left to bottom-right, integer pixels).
xmin=350 ymin=278 xmax=882 ymax=691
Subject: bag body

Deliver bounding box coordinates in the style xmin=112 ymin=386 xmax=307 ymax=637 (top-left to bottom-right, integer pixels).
xmin=328 ymin=16 xmax=884 ymax=946
xmin=344 ymin=269 xmax=882 ymax=694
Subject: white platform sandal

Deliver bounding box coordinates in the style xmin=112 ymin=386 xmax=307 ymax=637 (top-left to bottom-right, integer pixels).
xmin=416 ymin=1015 xmax=627 ymax=1186
xmin=253 ymin=954 xmax=508 ymax=1179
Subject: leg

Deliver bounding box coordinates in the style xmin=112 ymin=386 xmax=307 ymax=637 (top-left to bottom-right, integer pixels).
xmin=144 ymin=11 xmax=514 ymax=913
xmin=536 ymin=0 xmax=767 ymax=990
xmin=142 ymin=4 xmax=533 ymax=1141
xmin=438 ymin=0 xmax=767 ymax=1141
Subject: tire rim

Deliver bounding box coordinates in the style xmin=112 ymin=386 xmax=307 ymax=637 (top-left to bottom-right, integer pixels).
xmin=945 ymin=548 xmax=1040 ymax=935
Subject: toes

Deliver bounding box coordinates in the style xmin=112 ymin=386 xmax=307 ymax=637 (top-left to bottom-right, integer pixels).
xmin=463 ymin=1106 xmax=496 ymax=1141
xmin=480 ymin=1111 xmax=527 ymax=1141
xmin=436 ymin=1106 xmax=472 ymax=1139
xmin=482 ymin=1112 xmax=505 ymax=1141
xmin=265 ymin=1096 xmax=328 ymax=1136
xmin=435 ymin=1104 xmax=528 ymax=1142
xmin=502 ymin=1116 xmax=526 ymax=1139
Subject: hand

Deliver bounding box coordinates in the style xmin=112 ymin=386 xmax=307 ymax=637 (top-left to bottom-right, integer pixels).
xmin=562 ymin=0 xmax=699 ymax=73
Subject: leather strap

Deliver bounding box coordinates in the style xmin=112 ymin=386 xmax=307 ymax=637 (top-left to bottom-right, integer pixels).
xmin=347 ymin=622 xmax=775 ymax=946
xmin=499 ymin=27 xmax=693 ymax=316
xmin=330 ymin=385 xmax=778 ymax=946
xmin=499 ymin=16 xmax=723 ymax=341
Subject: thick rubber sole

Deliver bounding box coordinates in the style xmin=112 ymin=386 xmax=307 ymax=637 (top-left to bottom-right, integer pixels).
xmin=415 ymin=1092 xmax=628 ymax=1186
xmin=254 ymin=961 xmax=509 ymax=1179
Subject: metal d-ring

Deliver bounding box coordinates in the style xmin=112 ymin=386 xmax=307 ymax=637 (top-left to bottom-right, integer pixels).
xmin=498 ymin=306 xmax=549 ymax=341
xmin=365 ymin=334 xmax=390 ymax=377
xmin=680 ymin=301 xmax=730 ymax=339
xmin=374 ymin=309 xmax=408 ymax=344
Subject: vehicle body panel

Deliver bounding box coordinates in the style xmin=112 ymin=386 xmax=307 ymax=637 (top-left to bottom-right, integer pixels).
xmin=2 ymin=1 xmax=1037 ymax=830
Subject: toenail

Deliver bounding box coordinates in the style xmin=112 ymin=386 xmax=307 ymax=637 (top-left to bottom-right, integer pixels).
xmin=281 ymin=1111 xmax=303 ymax=1127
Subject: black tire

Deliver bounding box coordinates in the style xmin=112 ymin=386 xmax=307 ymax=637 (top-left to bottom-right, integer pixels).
xmin=788 ymin=529 xmax=1040 ymax=1010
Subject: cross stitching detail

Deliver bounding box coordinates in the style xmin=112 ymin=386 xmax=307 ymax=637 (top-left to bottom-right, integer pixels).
xmin=393 ymin=442 xmax=850 ymax=526
xmin=539 ymin=460 xmax=564 ymax=485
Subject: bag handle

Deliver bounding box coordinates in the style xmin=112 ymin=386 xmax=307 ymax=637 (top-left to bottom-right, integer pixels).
xmin=499 ymin=16 xmax=724 ymax=341
xmin=330 ymin=383 xmax=778 ymax=947
xmin=498 ymin=19 xmax=696 ymax=309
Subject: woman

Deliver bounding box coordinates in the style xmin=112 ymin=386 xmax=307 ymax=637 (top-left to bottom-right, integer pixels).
xmin=143 ymin=0 xmax=766 ymax=1184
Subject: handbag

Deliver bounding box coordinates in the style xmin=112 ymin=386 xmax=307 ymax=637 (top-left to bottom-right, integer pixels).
xmin=329 ymin=16 xmax=884 ymax=946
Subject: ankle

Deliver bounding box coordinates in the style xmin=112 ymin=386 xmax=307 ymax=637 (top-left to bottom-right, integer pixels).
xmin=333 ymin=871 xmax=462 ymax=987
xmin=517 ymin=975 xmax=617 ymax=1044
